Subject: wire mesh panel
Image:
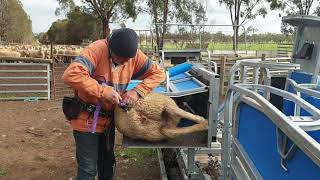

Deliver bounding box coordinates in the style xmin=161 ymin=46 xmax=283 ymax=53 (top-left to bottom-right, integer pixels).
xmin=52 ymin=55 xmax=75 ymax=100
xmin=109 ymin=23 xmax=154 ymax=56
xmin=152 ymin=23 xmax=247 ymax=53
xmin=135 ymin=29 xmax=154 ymax=56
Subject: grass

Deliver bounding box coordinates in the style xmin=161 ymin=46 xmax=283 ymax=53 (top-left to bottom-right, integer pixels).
xmin=115 ymin=148 xmax=157 ymax=159
xmin=162 ymin=42 xmax=291 ymax=51
xmin=0 ymin=94 xmax=47 ymax=101
xmin=208 ymin=43 xmax=278 ymax=51
xmin=0 ymin=168 xmax=7 ymax=176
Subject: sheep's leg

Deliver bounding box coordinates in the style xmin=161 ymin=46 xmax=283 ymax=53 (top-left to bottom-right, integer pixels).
xmin=165 ymin=106 xmax=207 ymax=124
xmin=161 ymin=122 xmax=208 ymax=139
xmin=161 ymin=106 xmax=208 ymax=138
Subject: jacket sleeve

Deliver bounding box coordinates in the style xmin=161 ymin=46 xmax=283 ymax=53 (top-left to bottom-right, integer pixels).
xmin=62 ymin=43 xmax=113 ymax=100
xmin=131 ymin=50 xmax=165 ymax=97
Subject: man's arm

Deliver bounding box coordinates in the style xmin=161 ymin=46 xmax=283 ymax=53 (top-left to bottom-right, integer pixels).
xmin=131 ymin=50 xmax=166 ymax=97
xmin=62 ymin=61 xmax=113 ymax=100
xmin=62 ymin=42 xmax=114 ymax=102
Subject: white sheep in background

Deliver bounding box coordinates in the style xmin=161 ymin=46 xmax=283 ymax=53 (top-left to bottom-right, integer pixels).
xmin=0 ymin=49 xmax=21 ymax=57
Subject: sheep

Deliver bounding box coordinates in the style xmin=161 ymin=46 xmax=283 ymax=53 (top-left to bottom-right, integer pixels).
xmin=0 ymin=49 xmax=21 ymax=57
xmin=27 ymin=49 xmax=45 ymax=58
xmin=114 ymin=93 xmax=208 ymax=142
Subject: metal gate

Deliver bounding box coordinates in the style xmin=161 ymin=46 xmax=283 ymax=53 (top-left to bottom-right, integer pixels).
xmin=0 ymin=59 xmax=51 ymax=100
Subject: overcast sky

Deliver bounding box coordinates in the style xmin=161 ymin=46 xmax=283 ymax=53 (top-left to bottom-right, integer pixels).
xmin=20 ymin=0 xmax=283 ymax=34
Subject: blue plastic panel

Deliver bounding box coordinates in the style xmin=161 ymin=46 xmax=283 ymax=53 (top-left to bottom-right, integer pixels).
xmin=126 ymin=74 xmax=201 ymax=92
xmin=236 ymin=102 xmax=320 ymax=180
xmin=153 ymin=86 xmax=166 ymax=93
xmin=126 ymin=80 xmax=142 ymax=91
xmin=127 ymin=81 xmax=167 ymax=93
xmin=283 ymin=71 xmax=314 ymax=116
xmin=170 ymin=72 xmax=190 ymax=81
xmin=173 ymin=79 xmax=201 ymax=91
xmin=168 ymin=62 xmax=193 ymax=77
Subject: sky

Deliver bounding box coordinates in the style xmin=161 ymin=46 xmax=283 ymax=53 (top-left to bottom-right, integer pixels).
xmin=20 ymin=0 xmax=283 ymax=34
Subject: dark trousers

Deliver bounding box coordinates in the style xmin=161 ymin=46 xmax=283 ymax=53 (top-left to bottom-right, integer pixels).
xmin=73 ymin=126 xmax=115 ymax=180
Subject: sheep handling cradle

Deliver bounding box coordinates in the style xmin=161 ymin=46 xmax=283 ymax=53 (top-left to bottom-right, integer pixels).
xmin=123 ymin=62 xmax=220 ymax=148
xmin=222 ymin=15 xmax=320 ymax=180
xmin=122 ymin=58 xmax=221 ymax=180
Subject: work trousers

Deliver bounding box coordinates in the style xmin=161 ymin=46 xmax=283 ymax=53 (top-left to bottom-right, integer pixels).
xmin=73 ymin=125 xmax=115 ymax=180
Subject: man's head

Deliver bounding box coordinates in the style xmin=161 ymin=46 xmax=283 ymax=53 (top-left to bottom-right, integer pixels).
xmin=108 ymin=28 xmax=138 ymax=65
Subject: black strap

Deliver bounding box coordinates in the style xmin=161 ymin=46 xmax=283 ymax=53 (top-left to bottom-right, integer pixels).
xmin=77 ymin=97 xmax=113 ymax=118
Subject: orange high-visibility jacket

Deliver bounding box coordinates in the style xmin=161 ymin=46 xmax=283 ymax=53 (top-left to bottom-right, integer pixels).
xmin=62 ymin=39 xmax=165 ymax=133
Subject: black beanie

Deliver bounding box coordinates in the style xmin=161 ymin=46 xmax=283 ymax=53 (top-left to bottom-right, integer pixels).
xmin=108 ymin=28 xmax=138 ymax=58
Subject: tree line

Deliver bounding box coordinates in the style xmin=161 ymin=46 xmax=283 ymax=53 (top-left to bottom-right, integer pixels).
xmin=0 ymin=0 xmax=318 ymax=48
xmin=162 ymin=31 xmax=292 ymax=44
xmin=42 ymin=6 xmax=102 ymax=45
xmin=0 ymin=0 xmax=34 ymax=43
xmin=44 ymin=0 xmax=320 ymax=49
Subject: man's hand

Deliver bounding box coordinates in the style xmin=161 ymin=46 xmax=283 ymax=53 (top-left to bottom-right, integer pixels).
xmin=122 ymin=90 xmax=139 ymax=105
xmin=103 ymin=90 xmax=122 ymax=105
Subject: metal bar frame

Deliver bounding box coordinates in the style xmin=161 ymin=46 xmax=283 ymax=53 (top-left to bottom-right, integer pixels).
xmin=0 ymin=62 xmax=51 ymax=100
xmin=228 ymin=59 xmax=300 ymax=87
xmin=152 ymin=23 xmax=248 ymax=54
xmin=222 ymin=83 xmax=320 ymax=180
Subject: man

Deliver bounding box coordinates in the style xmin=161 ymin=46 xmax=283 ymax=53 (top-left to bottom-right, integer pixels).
xmin=62 ymin=28 xmax=165 ymax=180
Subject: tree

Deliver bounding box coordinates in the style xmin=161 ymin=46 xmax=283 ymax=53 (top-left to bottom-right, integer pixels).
xmin=47 ymin=19 xmax=69 ymax=44
xmin=219 ymin=0 xmax=267 ymax=50
xmin=267 ymin=0 xmax=320 ymax=15
xmin=266 ymin=0 xmax=320 ymax=34
xmin=0 ymin=0 xmax=8 ymax=41
xmin=56 ymin=0 xmax=140 ymax=38
xmin=47 ymin=6 xmax=100 ymax=44
xmin=0 ymin=0 xmax=34 ymax=43
xmin=66 ymin=6 xmax=100 ymax=44
xmin=147 ymin=0 xmax=206 ymax=50
xmin=35 ymin=32 xmax=50 ymax=44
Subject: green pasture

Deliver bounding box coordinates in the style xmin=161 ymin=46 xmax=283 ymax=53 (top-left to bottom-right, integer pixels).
xmin=162 ymin=42 xmax=291 ymax=51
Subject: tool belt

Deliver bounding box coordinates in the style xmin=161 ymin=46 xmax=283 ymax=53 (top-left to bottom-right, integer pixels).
xmin=62 ymin=96 xmax=113 ymax=120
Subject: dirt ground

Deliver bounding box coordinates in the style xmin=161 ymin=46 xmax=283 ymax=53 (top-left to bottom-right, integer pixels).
xmin=0 ymin=100 xmax=160 ymax=180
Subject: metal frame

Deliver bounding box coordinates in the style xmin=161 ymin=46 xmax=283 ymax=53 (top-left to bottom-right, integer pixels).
xmin=0 ymin=62 xmax=51 ymax=100
xmin=134 ymin=29 xmax=153 ymax=55
xmin=163 ymin=72 xmax=208 ymax=97
xmin=157 ymin=149 xmax=169 ymax=180
xmin=222 ymin=58 xmax=302 ymax=180
xmin=123 ymin=65 xmax=220 ymax=148
xmin=228 ymin=58 xmax=299 ymax=87
xmin=285 ymin=77 xmax=320 ymax=117
xmin=159 ymin=49 xmax=202 ymax=67
xmin=221 ymin=15 xmax=320 ymax=180
xmin=121 ymin=64 xmax=221 ymax=180
xmin=222 ymin=84 xmax=320 ymax=180
xmin=152 ymin=23 xmax=248 ymax=54
xmin=283 ymin=15 xmax=320 ymax=84
xmin=207 ymin=50 xmax=218 ymax=73
xmin=170 ymin=67 xmax=221 ymax=180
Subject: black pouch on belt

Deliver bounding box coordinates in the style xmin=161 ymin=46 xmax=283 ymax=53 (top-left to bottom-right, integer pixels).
xmin=62 ymin=96 xmax=82 ymax=120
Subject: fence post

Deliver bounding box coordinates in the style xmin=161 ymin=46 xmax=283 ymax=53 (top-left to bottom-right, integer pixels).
xmin=50 ymin=42 xmax=53 ymax=60
xmin=52 ymin=58 xmax=56 ymax=100
xmin=219 ymin=56 xmax=226 ymax=100
xmin=259 ymin=53 xmax=266 ymax=84
xmin=47 ymin=64 xmax=51 ymax=100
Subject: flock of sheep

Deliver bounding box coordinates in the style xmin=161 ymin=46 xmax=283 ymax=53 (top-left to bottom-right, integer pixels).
xmin=0 ymin=44 xmax=83 ymax=59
